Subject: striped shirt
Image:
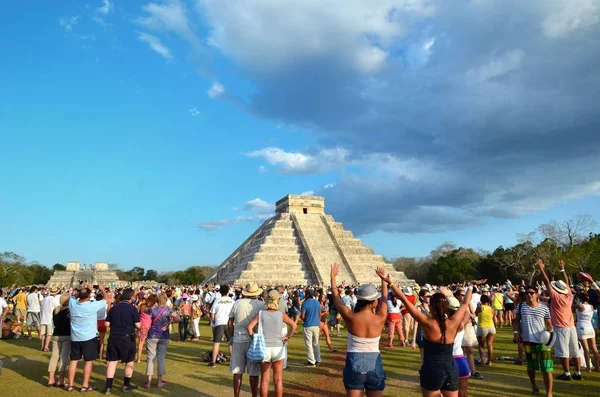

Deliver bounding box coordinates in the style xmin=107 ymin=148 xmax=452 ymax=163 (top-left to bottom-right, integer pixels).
xmin=517 ymin=302 xmax=550 ymax=344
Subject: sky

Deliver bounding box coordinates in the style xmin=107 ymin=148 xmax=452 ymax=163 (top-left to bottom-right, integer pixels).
xmin=1 ymin=0 xmax=599 ymax=272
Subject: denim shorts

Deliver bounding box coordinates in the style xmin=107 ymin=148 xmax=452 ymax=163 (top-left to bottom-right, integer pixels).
xmin=343 ymin=352 xmax=386 ymax=391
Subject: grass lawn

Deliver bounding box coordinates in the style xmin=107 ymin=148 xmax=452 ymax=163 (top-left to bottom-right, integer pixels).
xmin=1 ymin=323 xmax=599 ymax=396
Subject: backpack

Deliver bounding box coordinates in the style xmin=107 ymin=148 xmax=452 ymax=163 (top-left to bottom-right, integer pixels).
xmin=203 ymin=351 xmax=227 ymax=363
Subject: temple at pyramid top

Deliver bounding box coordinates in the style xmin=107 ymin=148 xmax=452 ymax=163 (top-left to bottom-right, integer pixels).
xmin=203 ymin=194 xmax=414 ymax=287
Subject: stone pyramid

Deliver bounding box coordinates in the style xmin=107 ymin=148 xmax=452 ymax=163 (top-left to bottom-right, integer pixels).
xmin=202 ymin=195 xmax=413 ymax=287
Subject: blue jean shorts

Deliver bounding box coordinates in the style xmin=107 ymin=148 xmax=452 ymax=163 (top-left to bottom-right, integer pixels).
xmin=343 ymin=352 xmax=386 ymax=391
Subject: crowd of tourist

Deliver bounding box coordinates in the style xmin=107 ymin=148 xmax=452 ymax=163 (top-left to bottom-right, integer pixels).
xmin=0 ymin=259 xmax=599 ymax=397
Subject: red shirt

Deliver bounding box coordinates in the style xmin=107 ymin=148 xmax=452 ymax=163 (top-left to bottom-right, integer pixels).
xmin=401 ymin=295 xmax=416 ymax=315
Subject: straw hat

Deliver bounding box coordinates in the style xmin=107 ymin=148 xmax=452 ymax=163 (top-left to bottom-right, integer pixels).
xmin=551 ymin=280 xmax=569 ymax=295
xmin=242 ymin=282 xmax=263 ymax=297
xmin=49 ymin=286 xmax=59 ymax=294
xmin=356 ymin=284 xmax=381 ymax=301
xmin=60 ymin=293 xmax=71 ymax=306
xmin=402 ymin=286 xmax=414 ymax=296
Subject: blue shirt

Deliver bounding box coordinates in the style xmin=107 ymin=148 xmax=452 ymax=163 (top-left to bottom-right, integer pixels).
xmin=301 ymin=298 xmax=321 ymax=327
xmin=69 ymin=297 xmax=106 ymax=342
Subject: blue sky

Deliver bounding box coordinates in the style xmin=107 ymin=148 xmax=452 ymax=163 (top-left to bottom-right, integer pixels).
xmin=1 ymin=1 xmax=599 ymax=272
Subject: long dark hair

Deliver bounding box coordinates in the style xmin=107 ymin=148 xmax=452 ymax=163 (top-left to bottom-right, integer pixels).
xmin=354 ymin=299 xmax=375 ymax=313
xmin=429 ymin=293 xmax=450 ymax=344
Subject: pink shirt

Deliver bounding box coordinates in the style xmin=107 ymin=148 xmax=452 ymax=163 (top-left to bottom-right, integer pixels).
xmin=549 ymin=288 xmax=574 ymax=328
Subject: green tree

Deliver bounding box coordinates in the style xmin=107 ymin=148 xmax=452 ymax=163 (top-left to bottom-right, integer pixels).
xmin=427 ymin=252 xmax=476 ymax=285
xmin=53 ymin=263 xmax=66 ymax=271
xmin=144 ymin=269 xmax=159 ymax=281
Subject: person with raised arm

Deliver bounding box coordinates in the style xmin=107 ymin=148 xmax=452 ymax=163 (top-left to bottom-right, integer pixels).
xmin=379 ymin=269 xmax=473 ymax=397
xmin=537 ymin=259 xmax=582 ymax=380
xmin=331 ymin=264 xmax=388 ymax=397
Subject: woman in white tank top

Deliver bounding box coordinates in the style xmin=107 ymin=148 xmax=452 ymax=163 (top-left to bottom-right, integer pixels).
xmin=575 ymin=292 xmax=600 ymax=372
xmin=330 ymin=264 xmax=389 ymax=397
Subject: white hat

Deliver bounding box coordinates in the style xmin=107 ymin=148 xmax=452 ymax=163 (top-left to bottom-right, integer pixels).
xmin=540 ymin=331 xmax=556 ymax=349
xmin=402 ymin=286 xmax=413 ymax=296
xmin=191 ymin=295 xmax=199 ymax=302
xmin=214 ymin=284 xmax=221 ymax=291
xmin=447 ymin=296 xmax=460 ymax=310
xmin=355 ymin=284 xmax=381 ymax=301
xmin=551 ymin=280 xmax=569 ymax=295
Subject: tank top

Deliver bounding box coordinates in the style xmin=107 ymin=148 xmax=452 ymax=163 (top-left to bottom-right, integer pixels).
xmin=261 ymin=310 xmax=284 ymax=347
xmin=347 ymin=332 xmax=380 ymax=353
xmin=504 ymin=293 xmax=513 ymax=304
xmin=478 ymin=305 xmax=494 ymax=328
xmin=423 ymin=338 xmax=454 ymax=365
xmin=491 ymin=294 xmax=504 ymax=310
xmin=452 ymin=329 xmax=464 ymax=356
xmin=577 ymin=304 xmax=594 ymax=328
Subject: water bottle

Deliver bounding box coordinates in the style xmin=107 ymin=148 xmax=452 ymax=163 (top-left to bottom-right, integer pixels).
xmin=497 ymin=356 xmax=515 ymax=361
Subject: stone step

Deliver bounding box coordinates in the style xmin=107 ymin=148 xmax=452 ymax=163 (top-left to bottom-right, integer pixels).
xmin=245 ymin=261 xmax=308 ymax=271
xmin=335 ymin=238 xmax=362 ymax=246
xmin=255 ymin=244 xmax=301 ymax=254
xmin=331 ymin=230 xmax=354 ymax=238
xmin=246 ymin=252 xmax=302 ymax=262
xmin=269 ymin=229 xmax=296 ymax=237
xmin=338 ymin=246 xmax=374 ymax=255
xmin=273 ymin=220 xmax=293 ymax=228
xmin=344 ymin=254 xmax=385 ymax=262
xmin=253 ymin=236 xmax=299 ymax=246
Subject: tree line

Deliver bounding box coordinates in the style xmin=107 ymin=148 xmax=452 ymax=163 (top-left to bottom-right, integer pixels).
xmin=391 ymin=215 xmax=600 ymax=286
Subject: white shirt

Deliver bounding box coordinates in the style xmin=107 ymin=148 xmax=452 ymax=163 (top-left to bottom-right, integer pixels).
xmin=210 ymin=295 xmax=234 ymax=327
xmin=0 ymin=297 xmax=8 ymax=313
xmin=96 ymin=302 xmax=107 ymax=320
xmin=26 ymin=292 xmax=41 ymax=313
xmin=40 ymin=295 xmax=61 ymax=325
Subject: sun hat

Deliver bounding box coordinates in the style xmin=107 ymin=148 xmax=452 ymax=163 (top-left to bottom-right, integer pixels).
xmin=579 ymin=272 xmax=593 ymax=282
xmin=402 ymin=286 xmax=413 ymax=296
xmin=181 ymin=293 xmax=189 ymax=299
xmin=447 ymin=296 xmax=460 ymax=310
xmin=215 ymin=285 xmax=221 ymax=291
xmin=356 ymin=284 xmax=381 ymax=301
xmin=191 ymin=295 xmax=199 ymax=301
xmin=540 ymin=331 xmax=556 ymax=349
xmin=60 ymin=293 xmax=71 ymax=306
xmin=551 ymin=280 xmax=569 ymax=295
xmin=49 ymin=286 xmax=59 ymax=294
xmin=242 ymin=282 xmax=264 ymax=297
xmin=267 ymin=290 xmax=280 ymax=310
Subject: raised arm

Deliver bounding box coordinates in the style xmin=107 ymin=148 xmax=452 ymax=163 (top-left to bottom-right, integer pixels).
xmin=376 ymin=267 xmax=388 ymax=320
xmin=330 ymin=264 xmax=353 ymax=319
xmin=376 ymin=268 xmax=428 ymax=325
xmin=450 ymin=286 xmax=473 ymax=328
xmin=558 ymin=260 xmax=570 ymax=286
xmin=537 ymin=259 xmax=552 ymax=292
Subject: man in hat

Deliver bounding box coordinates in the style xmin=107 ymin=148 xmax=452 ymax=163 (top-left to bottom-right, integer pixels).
xmin=513 ymin=283 xmax=554 ymax=396
xmin=301 ymin=288 xmax=321 ymax=367
xmin=40 ymin=286 xmax=61 ymax=351
xmin=401 ymin=286 xmax=416 ymax=347
xmin=228 ymin=282 xmax=265 ymax=397
xmin=538 ymin=259 xmax=582 ymax=380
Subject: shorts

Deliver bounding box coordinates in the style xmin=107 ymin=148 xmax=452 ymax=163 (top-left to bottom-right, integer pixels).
xmin=524 ymin=342 xmax=553 ymax=373
xmin=1 ymin=331 xmax=19 ymax=340
xmin=106 ymin=334 xmax=136 ymax=363
xmin=493 ymin=308 xmax=504 ymax=313
xmin=97 ymin=320 xmax=107 ymax=333
xmin=289 ymin=307 xmax=300 ymax=317
xmin=343 ymin=352 xmax=385 ymax=391
xmin=477 ymin=327 xmax=496 ymax=338
xmin=70 ymin=338 xmax=99 ymax=361
xmin=554 ymin=326 xmax=580 ymax=358
xmin=15 ymin=308 xmax=27 ymax=318
xmin=213 ymin=324 xmax=231 ymax=343
xmin=230 ymin=341 xmax=261 ymax=376
xmin=40 ymin=323 xmax=54 ymax=336
xmin=328 ymin=309 xmax=339 ymax=326
xmin=26 ymin=312 xmax=40 ymax=327
xmin=504 ymin=303 xmax=515 ymax=311
xmin=577 ymin=324 xmax=595 ymax=340
xmin=420 ymin=359 xmax=459 ymax=391
xmin=263 ymin=345 xmax=285 ymax=362
xmin=454 ymin=355 xmax=471 ymax=378
xmin=462 ymin=323 xmax=477 ymax=347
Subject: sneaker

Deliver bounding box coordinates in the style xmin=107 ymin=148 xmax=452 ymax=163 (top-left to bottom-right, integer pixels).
xmin=103 ymin=388 xmax=111 ymax=395
xmin=208 ymin=362 xmax=216 ymax=368
xmin=122 ymin=385 xmax=138 ymax=393
xmin=557 ymin=373 xmax=572 ymax=381
xmin=315 ymin=361 xmax=321 ymax=366
xmin=472 ymin=372 xmax=484 ymax=379
xmin=304 ymin=361 xmax=316 ymax=367
xmin=572 ymin=373 xmax=583 ymax=380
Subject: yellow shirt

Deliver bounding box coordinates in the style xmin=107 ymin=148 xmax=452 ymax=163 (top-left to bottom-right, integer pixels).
xmin=491 ymin=294 xmax=504 ymax=311
xmin=478 ymin=305 xmax=495 ymax=328
xmin=14 ymin=292 xmax=27 ymax=310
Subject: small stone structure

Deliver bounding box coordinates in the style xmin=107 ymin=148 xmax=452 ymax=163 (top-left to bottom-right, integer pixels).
xmin=47 ymin=262 xmax=125 ymax=288
xmin=203 ymin=194 xmax=414 ymax=286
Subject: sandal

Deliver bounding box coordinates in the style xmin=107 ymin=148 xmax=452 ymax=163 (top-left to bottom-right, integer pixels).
xmin=66 ymin=386 xmax=75 ymax=392
xmin=531 ymin=387 xmax=540 ymax=395
xmin=80 ymin=386 xmax=95 ymax=392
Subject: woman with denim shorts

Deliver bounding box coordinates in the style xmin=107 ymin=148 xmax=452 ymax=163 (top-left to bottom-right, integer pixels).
xmin=330 ymin=264 xmax=389 ymax=397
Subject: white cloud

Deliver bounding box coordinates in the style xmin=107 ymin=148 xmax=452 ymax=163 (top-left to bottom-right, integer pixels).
xmin=137 ymin=32 xmax=173 ymax=60
xmin=207 ymin=82 xmax=225 ymax=98
xmin=258 ymin=165 xmax=267 ymax=173
xmin=97 ymin=0 xmax=113 ymax=15
xmin=58 ymin=16 xmax=79 ymax=31
xmin=198 ymin=0 xmax=436 ymax=74
xmin=199 ymin=198 xmax=275 ymax=230
xmin=542 ymin=0 xmax=599 ymax=38
xmin=138 ymin=0 xmax=201 ymax=48
xmin=247 ymin=147 xmax=350 ymax=174
xmin=323 ymin=183 xmax=335 ymax=189
xmin=188 ymin=107 xmax=200 ymax=116
xmin=467 ymin=49 xmax=525 ymax=83
xmin=300 ymin=190 xmax=315 ymax=196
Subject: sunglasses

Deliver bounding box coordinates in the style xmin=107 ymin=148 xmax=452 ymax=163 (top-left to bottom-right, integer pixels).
xmin=459 ymin=294 xmax=466 ymax=297
xmin=527 ymin=291 xmax=537 ymax=295
xmin=424 ymin=295 xmax=431 ymax=298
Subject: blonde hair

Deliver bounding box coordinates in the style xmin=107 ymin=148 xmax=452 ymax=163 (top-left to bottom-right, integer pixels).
xmin=157 ymin=293 xmax=168 ymax=307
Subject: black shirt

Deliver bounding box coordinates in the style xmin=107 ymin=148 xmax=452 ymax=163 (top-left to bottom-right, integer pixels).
xmin=53 ymin=309 xmax=71 ymax=337
xmin=106 ymin=302 xmax=140 ymax=336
